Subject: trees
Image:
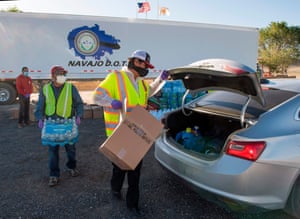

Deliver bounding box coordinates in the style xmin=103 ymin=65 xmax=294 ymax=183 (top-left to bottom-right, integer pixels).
xmin=0 ymin=6 xmax=22 ymax=12
xmin=259 ymin=22 xmax=300 ymax=75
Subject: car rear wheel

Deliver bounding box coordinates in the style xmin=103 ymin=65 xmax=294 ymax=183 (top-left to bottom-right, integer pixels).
xmin=285 ymin=177 xmax=300 ymax=218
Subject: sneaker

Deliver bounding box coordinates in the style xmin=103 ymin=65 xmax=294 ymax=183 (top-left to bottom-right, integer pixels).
xmin=18 ymin=123 xmax=24 ymax=128
xmin=68 ymin=168 xmax=80 ymax=177
xmin=48 ymin=177 xmax=59 ymax=187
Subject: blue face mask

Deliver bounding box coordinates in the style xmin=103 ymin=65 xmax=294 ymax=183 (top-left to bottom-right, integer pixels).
xmin=23 ymin=71 xmax=29 ymax=77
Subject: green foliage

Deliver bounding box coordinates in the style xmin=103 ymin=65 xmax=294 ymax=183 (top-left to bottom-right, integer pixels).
xmin=0 ymin=6 xmax=22 ymax=13
xmin=259 ymin=22 xmax=300 ymax=75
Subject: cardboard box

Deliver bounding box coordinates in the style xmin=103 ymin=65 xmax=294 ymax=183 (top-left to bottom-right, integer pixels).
xmin=11 ymin=107 xmax=19 ymax=119
xmin=91 ymin=105 xmax=103 ymax=119
xmin=29 ymin=103 xmax=37 ymax=122
xmin=10 ymin=103 xmax=36 ymax=121
xmin=99 ymin=105 xmax=163 ymax=170
xmin=83 ymin=104 xmax=93 ymax=119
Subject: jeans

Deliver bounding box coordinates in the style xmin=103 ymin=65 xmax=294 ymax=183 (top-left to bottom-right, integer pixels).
xmin=48 ymin=144 xmax=77 ymax=177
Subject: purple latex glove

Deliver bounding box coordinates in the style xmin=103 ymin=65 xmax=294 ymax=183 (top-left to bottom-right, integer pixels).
xmin=38 ymin=119 xmax=44 ymax=129
xmin=160 ymin=70 xmax=169 ymax=80
xmin=111 ymin=99 xmax=122 ymax=110
xmin=76 ymin=116 xmax=81 ymax=125
xmin=24 ymin=94 xmax=30 ymax=98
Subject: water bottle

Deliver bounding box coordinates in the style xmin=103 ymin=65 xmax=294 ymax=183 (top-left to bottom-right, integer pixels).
xmin=193 ymin=126 xmax=202 ymax=137
xmin=41 ymin=126 xmax=46 ymax=140
xmin=66 ymin=130 xmax=72 ymax=141
xmin=175 ymin=127 xmax=195 ymax=150
xmin=182 ymin=127 xmax=196 ymax=150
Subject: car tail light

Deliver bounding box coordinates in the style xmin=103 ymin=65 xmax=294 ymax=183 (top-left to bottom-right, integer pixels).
xmin=225 ymin=140 xmax=266 ymax=161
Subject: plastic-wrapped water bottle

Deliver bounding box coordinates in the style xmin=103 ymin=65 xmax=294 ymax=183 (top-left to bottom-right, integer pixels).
xmin=150 ymin=110 xmax=160 ymax=120
xmin=41 ymin=127 xmax=46 ymax=140
xmin=175 ymin=127 xmax=195 ymax=150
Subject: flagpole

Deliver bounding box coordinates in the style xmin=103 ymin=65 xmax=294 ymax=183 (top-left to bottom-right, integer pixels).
xmin=157 ymin=0 xmax=159 ymax=19
xmin=136 ymin=0 xmax=138 ymax=18
xmin=145 ymin=0 xmax=148 ymax=19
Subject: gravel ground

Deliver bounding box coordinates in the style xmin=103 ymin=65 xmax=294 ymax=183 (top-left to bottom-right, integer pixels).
xmin=0 ymin=104 xmax=295 ymax=219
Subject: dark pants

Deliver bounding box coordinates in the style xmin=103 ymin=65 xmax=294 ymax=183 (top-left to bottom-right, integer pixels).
xmin=18 ymin=95 xmax=30 ymax=124
xmin=48 ymin=144 xmax=77 ymax=177
xmin=111 ymin=161 xmax=143 ymax=208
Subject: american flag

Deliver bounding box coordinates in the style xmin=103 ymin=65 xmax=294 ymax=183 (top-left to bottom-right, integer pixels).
xmin=137 ymin=2 xmax=151 ymax=13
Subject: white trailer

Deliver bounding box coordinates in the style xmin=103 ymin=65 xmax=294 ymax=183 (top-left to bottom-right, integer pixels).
xmin=0 ymin=12 xmax=259 ymax=104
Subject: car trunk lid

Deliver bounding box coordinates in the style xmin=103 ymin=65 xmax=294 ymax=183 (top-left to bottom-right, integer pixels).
xmin=168 ymin=59 xmax=265 ymax=106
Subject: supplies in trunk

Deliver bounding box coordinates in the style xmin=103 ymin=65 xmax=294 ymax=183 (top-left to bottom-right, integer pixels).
xmin=175 ymin=126 xmax=222 ymax=154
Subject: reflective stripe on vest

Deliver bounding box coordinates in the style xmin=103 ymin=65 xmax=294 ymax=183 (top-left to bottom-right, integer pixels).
xmin=102 ymin=71 xmax=149 ymax=136
xmin=43 ymin=83 xmax=73 ymax=118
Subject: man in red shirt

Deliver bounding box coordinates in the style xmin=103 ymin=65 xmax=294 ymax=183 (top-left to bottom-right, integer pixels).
xmin=16 ymin=66 xmax=33 ymax=128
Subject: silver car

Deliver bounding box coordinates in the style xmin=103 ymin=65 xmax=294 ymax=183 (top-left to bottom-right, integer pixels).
xmin=154 ymin=58 xmax=300 ymax=218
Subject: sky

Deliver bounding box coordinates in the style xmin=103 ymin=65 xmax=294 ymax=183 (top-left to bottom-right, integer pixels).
xmin=0 ymin=0 xmax=298 ymax=28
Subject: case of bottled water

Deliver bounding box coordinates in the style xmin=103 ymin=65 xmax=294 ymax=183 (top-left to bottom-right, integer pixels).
xmin=41 ymin=117 xmax=79 ymax=146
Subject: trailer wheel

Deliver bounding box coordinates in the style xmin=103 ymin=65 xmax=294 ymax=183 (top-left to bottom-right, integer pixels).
xmin=0 ymin=82 xmax=17 ymax=105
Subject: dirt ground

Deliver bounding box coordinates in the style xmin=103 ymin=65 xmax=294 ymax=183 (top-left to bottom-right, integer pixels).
xmin=0 ymin=104 xmax=236 ymax=219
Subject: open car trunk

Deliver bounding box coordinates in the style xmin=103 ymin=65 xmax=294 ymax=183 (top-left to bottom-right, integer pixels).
xmin=164 ymin=107 xmax=242 ymax=158
xmin=162 ymin=59 xmax=267 ymax=158
xmin=162 ymin=87 xmax=298 ymax=159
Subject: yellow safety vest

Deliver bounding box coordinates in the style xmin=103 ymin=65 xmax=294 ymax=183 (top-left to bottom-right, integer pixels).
xmin=43 ymin=82 xmax=73 ymax=118
xmin=97 ymin=70 xmax=149 ymax=136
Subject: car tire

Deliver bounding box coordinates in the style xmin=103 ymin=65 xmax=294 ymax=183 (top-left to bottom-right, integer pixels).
xmin=284 ymin=177 xmax=300 ymax=218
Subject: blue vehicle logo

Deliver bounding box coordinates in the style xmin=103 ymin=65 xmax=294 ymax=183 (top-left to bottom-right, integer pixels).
xmin=68 ymin=24 xmax=120 ymax=60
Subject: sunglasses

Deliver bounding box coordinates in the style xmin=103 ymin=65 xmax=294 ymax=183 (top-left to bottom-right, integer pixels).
xmin=136 ymin=59 xmax=146 ymax=64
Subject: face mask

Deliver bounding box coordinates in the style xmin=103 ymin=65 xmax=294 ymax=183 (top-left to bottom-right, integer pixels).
xmin=23 ymin=72 xmax=29 ymax=77
xmin=136 ymin=67 xmax=149 ymax=77
xmin=56 ymin=75 xmax=66 ymax=84
xmin=128 ymin=60 xmax=149 ymax=77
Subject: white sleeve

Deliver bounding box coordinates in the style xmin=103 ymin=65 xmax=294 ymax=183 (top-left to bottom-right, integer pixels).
xmin=93 ymin=87 xmax=113 ymax=107
xmin=149 ymin=74 xmax=165 ymax=97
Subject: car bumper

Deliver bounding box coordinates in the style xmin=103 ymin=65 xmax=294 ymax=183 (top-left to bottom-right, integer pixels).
xmin=154 ymin=134 xmax=298 ymax=210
